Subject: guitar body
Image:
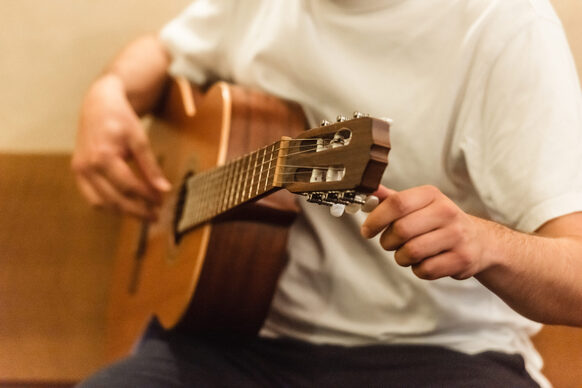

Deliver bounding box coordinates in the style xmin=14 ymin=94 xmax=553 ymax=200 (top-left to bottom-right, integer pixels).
xmin=107 ymin=79 xmax=308 ymax=361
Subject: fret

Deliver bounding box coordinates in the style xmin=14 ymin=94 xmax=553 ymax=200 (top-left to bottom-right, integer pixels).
xmin=215 ymin=168 xmax=224 ymax=215
xmin=209 ymin=169 xmax=219 ymax=217
xmin=244 ymin=155 xmax=250 ymax=204
xmin=230 ymin=159 xmax=237 ymax=208
xmin=176 ymin=138 xmax=289 ymax=234
xmin=204 ymin=171 xmax=211 ymax=219
xmin=249 ymin=150 xmax=257 ymax=199
xmin=251 ymin=151 xmax=258 ymax=199
xmin=218 ymin=165 xmax=226 ymax=214
xmin=265 ymin=144 xmax=274 ymax=191
xmin=242 ymin=153 xmax=250 ymax=201
xmin=201 ymin=171 xmax=209 ymax=220
xmin=227 ymin=160 xmax=236 ymax=209
xmin=246 ymin=154 xmax=251 ymax=200
xmin=234 ymin=157 xmax=246 ymax=206
xmin=198 ymin=172 xmax=207 ymax=222
xmin=233 ymin=158 xmax=242 ymax=207
xmin=188 ymin=176 xmax=197 ymax=224
xmin=257 ymin=146 xmax=266 ymax=196
xmin=224 ymin=164 xmax=231 ymax=210
xmin=222 ymin=162 xmax=229 ymax=210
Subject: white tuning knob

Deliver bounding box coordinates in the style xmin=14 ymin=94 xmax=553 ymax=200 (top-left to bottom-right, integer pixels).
xmin=330 ymin=203 xmax=346 ymax=217
xmin=345 ymin=203 xmax=361 ymax=214
xmin=362 ymin=195 xmax=379 ymax=213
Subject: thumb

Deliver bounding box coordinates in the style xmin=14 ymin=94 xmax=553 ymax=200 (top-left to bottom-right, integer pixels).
xmin=370 ymin=184 xmax=396 ymax=202
xmin=128 ymin=131 xmax=171 ymax=192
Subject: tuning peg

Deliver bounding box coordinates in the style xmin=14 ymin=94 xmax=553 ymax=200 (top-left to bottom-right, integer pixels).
xmin=336 ymin=115 xmax=347 ymax=122
xmin=362 ymin=195 xmax=379 ymax=212
xmin=330 ymin=203 xmax=345 ymax=217
xmin=320 ymin=120 xmax=332 ymax=126
xmin=345 ymin=202 xmax=361 ymax=214
xmin=353 ymin=111 xmax=370 ymax=119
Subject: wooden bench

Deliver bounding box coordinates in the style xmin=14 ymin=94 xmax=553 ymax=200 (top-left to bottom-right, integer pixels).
xmin=0 ymin=153 xmax=580 ymax=387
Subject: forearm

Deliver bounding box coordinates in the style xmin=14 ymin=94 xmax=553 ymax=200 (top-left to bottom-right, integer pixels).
xmin=475 ymin=215 xmax=582 ymax=326
xmin=101 ymin=34 xmax=171 ymax=115
xmin=362 ymin=185 xmax=582 ymax=327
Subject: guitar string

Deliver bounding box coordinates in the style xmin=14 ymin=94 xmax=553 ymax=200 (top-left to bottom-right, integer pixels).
xmin=183 ymin=166 xmax=347 ymax=222
xmin=182 ymin=139 xmax=353 ymax=223
xmin=189 ymin=140 xmax=346 ymax=184
xmin=186 ymin=155 xmax=346 ymax=206
xmin=187 ymin=140 xmax=346 ymax=187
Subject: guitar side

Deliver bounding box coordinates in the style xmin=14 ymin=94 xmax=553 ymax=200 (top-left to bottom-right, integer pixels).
xmin=106 ymin=79 xmax=307 ymax=361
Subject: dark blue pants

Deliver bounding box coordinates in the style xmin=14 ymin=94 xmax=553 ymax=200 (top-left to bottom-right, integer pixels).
xmin=78 ymin=325 xmax=539 ymax=388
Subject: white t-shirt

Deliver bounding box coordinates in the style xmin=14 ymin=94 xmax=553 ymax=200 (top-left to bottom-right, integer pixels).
xmin=160 ymin=1 xmax=582 ymax=385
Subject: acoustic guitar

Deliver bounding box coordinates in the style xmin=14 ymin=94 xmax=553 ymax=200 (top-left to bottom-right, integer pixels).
xmin=107 ymin=78 xmax=391 ymax=360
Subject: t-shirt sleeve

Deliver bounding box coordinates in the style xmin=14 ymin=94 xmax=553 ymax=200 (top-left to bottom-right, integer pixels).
xmin=466 ymin=18 xmax=582 ymax=233
xmin=159 ymin=0 xmax=235 ymax=84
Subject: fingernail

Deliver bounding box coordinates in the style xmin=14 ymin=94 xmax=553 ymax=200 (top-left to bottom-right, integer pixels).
xmin=361 ymin=226 xmax=372 ymax=239
xmin=156 ymin=177 xmax=172 ymax=191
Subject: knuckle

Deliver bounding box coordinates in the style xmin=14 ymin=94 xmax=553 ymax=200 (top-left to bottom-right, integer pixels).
xmin=452 ymin=271 xmax=472 ymax=281
xmin=391 ymin=221 xmax=410 ymax=240
xmin=117 ymin=182 xmax=137 ymax=197
xmin=394 ymin=248 xmax=411 ymax=266
xmin=70 ymin=158 xmax=86 ymax=174
xmin=122 ymin=187 xmax=139 ymax=198
xmin=422 ymin=185 xmax=441 ymax=197
xmin=379 ymin=231 xmax=394 ymax=251
xmin=440 ymin=202 xmax=458 ymax=219
xmin=412 ymin=264 xmax=435 ymax=280
xmin=133 ymin=137 xmax=147 ymax=151
xmin=449 ymin=222 xmax=465 ymax=239
xmin=102 ymin=118 xmax=126 ymax=137
xmin=130 ymin=133 xmax=149 ymax=152
xmin=457 ymin=249 xmax=473 ymax=266
xmin=402 ymin=241 xmax=422 ymax=262
xmin=388 ymin=194 xmax=408 ymax=215
xmin=89 ymin=148 xmax=114 ymax=171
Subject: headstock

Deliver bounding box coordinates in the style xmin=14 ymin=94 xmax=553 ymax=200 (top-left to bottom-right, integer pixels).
xmin=275 ymin=113 xmax=391 ymax=216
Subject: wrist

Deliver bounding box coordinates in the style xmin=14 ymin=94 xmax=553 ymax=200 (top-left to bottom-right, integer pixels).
xmin=474 ymin=217 xmax=514 ymax=274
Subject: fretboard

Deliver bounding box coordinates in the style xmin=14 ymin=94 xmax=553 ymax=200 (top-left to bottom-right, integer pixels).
xmin=176 ymin=140 xmax=284 ymax=234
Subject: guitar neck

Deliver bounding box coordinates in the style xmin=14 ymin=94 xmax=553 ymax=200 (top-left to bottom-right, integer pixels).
xmin=176 ymin=140 xmax=286 ymax=234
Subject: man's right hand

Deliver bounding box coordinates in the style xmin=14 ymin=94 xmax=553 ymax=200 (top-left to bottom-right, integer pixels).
xmin=71 ymin=74 xmax=171 ymax=220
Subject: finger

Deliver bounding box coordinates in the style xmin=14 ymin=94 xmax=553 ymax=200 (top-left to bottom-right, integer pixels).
xmin=102 ymin=158 xmax=163 ymax=205
xmin=361 ymin=185 xmax=438 ymax=239
xmin=393 ymin=226 xmax=459 ymax=267
xmin=411 ymin=251 xmax=471 ymax=281
xmin=370 ymin=184 xmax=395 ymax=202
xmin=75 ymin=176 xmax=105 ymax=208
xmin=127 ymin=132 xmax=171 ymax=192
xmin=379 ymin=201 xmax=448 ymax=251
xmin=91 ymin=173 xmax=159 ymax=220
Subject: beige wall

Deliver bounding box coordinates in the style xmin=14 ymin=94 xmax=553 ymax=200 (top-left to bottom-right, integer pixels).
xmin=0 ymin=0 xmax=580 ymax=152
xmin=0 ymin=0 xmax=190 ymax=152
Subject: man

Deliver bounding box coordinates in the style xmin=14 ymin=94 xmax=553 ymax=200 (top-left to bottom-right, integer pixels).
xmin=73 ymin=1 xmax=582 ymax=386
